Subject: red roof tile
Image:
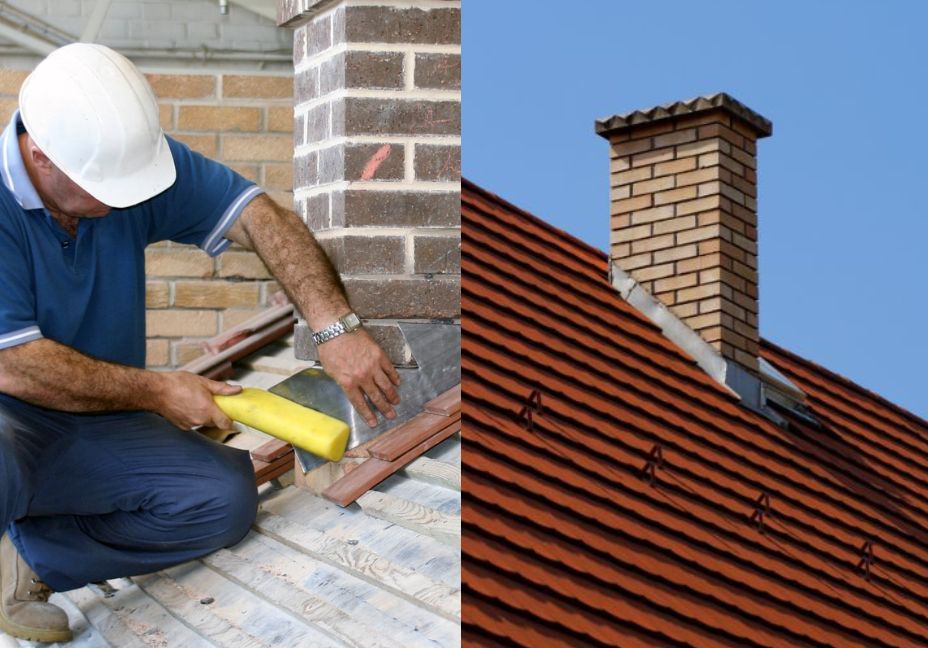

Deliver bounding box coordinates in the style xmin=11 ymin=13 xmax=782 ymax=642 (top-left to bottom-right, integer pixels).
xmin=462 ymin=178 xmax=928 ymax=647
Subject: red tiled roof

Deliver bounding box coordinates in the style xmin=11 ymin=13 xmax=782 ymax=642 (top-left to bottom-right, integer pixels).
xmin=462 ymin=178 xmax=928 ymax=647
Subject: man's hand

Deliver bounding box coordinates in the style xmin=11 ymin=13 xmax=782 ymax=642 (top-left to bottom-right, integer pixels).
xmin=151 ymin=372 xmax=242 ymax=430
xmin=316 ymin=329 xmax=401 ymax=427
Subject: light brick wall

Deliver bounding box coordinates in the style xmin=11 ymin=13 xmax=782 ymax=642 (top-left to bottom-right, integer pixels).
xmin=605 ymin=105 xmax=769 ymax=372
xmin=279 ymin=0 xmax=461 ymax=366
xmin=0 ymin=68 xmax=293 ymax=368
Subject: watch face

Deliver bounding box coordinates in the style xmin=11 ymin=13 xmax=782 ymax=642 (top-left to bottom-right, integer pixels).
xmin=343 ymin=312 xmax=361 ymax=329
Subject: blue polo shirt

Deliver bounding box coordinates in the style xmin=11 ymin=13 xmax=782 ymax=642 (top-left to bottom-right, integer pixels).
xmin=0 ymin=111 xmax=263 ymax=372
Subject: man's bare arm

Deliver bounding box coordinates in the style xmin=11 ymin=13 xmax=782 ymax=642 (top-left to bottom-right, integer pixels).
xmin=226 ymin=194 xmax=401 ymax=426
xmin=0 ymin=338 xmax=239 ymax=429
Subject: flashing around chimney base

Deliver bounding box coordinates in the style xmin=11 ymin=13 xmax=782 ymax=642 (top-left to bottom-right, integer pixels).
xmin=609 ymin=263 xmax=808 ymax=426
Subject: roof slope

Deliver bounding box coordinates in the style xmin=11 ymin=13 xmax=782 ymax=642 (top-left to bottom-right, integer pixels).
xmin=462 ymin=178 xmax=928 ymax=647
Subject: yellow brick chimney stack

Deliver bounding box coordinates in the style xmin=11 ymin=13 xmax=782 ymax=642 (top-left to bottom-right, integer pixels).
xmin=596 ymin=93 xmax=772 ymax=373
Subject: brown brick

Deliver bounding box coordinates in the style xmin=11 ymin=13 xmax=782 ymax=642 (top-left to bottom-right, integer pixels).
xmin=415 ymin=144 xmax=460 ymax=182
xmin=653 ymin=245 xmax=698 ymax=264
xmin=295 ymin=67 xmax=319 ymax=102
xmin=344 ymin=276 xmax=459 ymax=319
xmin=267 ymin=106 xmax=293 ymax=133
xmin=222 ymin=75 xmax=292 ymax=99
xmin=653 ymin=128 xmax=696 ymax=149
xmin=0 ymin=68 xmax=28 ymax=94
xmin=324 ymin=235 xmax=406 ymax=274
xmin=620 ymin=252 xmax=653 ymax=270
xmin=729 ymin=145 xmax=756 ymax=170
xmin=415 ymin=53 xmax=461 ymax=89
xmin=653 ymin=157 xmax=696 ymax=178
xmin=159 ymin=104 xmax=173 ymax=130
xmin=344 ymin=51 xmax=405 ymax=89
xmin=221 ymin=308 xmax=266 ymax=331
xmin=344 ymin=143 xmax=405 ymax=181
xmin=698 ymin=181 xmax=721 ymax=197
xmin=676 ymin=282 xmax=721 ymax=303
xmin=717 ymin=153 xmax=745 ymax=176
xmin=653 ymin=215 xmax=696 ymax=235
xmin=631 ymin=234 xmax=674 ymax=254
xmin=612 ymin=138 xmax=653 ymax=157
xmin=174 ymin=133 xmax=218 ymax=158
xmin=174 ymin=281 xmax=260 ymax=308
xmin=610 ymin=156 xmax=630 ymax=173
xmin=228 ymin=163 xmax=260 ymax=183
xmin=615 ymin=165 xmax=652 ymax=186
xmin=677 ymin=253 xmax=722 ymax=274
xmin=146 ymin=249 xmax=214 ymax=278
xmin=675 ymin=167 xmax=718 ymax=187
xmin=632 ymin=175 xmax=674 ymax=196
xmin=340 ymin=190 xmax=458 ymax=227
xmin=146 ymin=281 xmax=170 ymax=308
xmin=344 ymin=6 xmax=460 ymax=44
xmin=630 ymin=205 xmax=674 ymax=225
xmin=673 ymin=302 xmax=699 ymax=318
xmin=147 ymin=74 xmax=216 ymax=99
xmin=613 ymin=194 xmax=652 ymax=215
xmin=676 ymin=195 xmax=722 ymax=216
xmin=610 ymin=185 xmax=631 ymax=201
xmin=219 ymin=251 xmax=271 ymax=279
xmin=612 ymin=223 xmax=651 ymax=244
xmin=146 ymin=339 xmax=169 ymax=367
xmin=676 ymin=224 xmax=721 ymax=245
xmin=305 ymin=13 xmax=332 ymax=57
xmin=632 ymin=147 xmax=674 ymax=168
xmin=634 ymin=263 xmax=674 ymax=281
xmin=344 ymin=98 xmax=460 ymax=136
xmin=698 ymin=123 xmax=744 ymax=149
xmin=415 ymin=235 xmax=461 ymax=274
xmin=677 ymin=139 xmax=723 ymax=158
xmin=173 ymin=340 xmax=206 ymax=366
xmin=223 ymin=134 xmax=292 ymax=162
xmin=147 ymin=310 xmax=217 ymax=337
xmin=264 ymin=163 xmax=293 ymax=190
xmin=178 ymin=106 xmax=261 ymax=132
xmin=654 ymin=186 xmax=698 ymax=206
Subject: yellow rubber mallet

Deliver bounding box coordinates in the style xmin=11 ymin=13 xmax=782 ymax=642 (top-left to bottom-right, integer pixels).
xmin=213 ymin=388 xmax=350 ymax=462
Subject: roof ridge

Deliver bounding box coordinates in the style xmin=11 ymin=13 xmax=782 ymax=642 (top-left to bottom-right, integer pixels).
xmin=463 ymin=178 xmax=607 ymax=262
xmin=761 ymin=338 xmax=928 ymax=433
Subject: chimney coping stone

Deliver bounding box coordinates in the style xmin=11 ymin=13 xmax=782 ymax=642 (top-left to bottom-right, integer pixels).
xmin=595 ymin=92 xmax=772 ymax=139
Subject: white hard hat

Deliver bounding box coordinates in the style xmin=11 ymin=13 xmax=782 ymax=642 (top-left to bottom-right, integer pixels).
xmin=19 ymin=43 xmax=176 ymax=208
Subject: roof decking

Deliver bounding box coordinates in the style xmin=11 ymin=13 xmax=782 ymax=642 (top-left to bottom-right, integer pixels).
xmin=463 ymin=178 xmax=928 ymax=647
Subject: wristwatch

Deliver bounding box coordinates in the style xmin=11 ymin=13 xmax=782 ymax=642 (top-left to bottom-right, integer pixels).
xmin=311 ymin=312 xmax=362 ymax=346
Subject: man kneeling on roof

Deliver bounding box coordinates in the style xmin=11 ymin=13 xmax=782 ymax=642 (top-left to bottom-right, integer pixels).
xmin=0 ymin=44 xmax=401 ymax=643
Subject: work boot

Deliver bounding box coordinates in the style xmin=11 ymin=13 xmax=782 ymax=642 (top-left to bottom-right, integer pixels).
xmin=0 ymin=533 xmax=72 ymax=642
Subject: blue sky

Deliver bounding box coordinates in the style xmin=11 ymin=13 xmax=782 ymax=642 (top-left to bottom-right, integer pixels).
xmin=463 ymin=1 xmax=928 ymax=419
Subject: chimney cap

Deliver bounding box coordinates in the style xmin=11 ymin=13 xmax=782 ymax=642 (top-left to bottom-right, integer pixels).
xmin=595 ymin=92 xmax=772 ymax=139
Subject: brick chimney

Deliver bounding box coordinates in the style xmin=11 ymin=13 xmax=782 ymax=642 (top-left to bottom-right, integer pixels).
xmin=278 ymin=0 xmax=461 ymax=366
xmin=596 ymin=94 xmax=771 ymax=373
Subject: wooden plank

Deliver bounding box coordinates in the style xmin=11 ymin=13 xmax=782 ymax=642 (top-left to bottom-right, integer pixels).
xmin=63 ymin=588 xmax=145 ymax=648
xmin=252 ymin=453 xmax=292 ymax=485
xmin=168 ymin=552 xmax=341 ymax=648
xmin=235 ymin=532 xmax=457 ymax=648
xmin=46 ymin=592 xmax=112 ymax=648
xmin=202 ymin=548 xmax=404 ymax=648
xmin=323 ymin=419 xmax=461 ymax=507
xmin=260 ymin=487 xmax=460 ymax=590
xmin=202 ymin=303 xmax=294 ymax=354
xmin=253 ymin=509 xmax=461 ymax=623
xmin=250 ymin=439 xmax=291 ymax=463
xmin=424 ymin=385 xmax=461 ymax=416
xmin=67 ymin=579 xmax=208 ymax=648
xmin=356 ymin=491 xmax=460 ymax=547
xmin=133 ymin=572 xmax=271 ymax=648
xmin=369 ymin=412 xmax=460 ymax=462
xmin=400 ymin=456 xmax=461 ymax=491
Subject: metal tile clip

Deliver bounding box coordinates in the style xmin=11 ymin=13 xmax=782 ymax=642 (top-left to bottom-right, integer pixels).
xmin=517 ymin=388 xmax=543 ymax=431
xmin=749 ymin=492 xmax=771 ymax=533
xmin=857 ymin=540 xmax=875 ymax=581
xmin=641 ymin=444 xmax=664 ymax=486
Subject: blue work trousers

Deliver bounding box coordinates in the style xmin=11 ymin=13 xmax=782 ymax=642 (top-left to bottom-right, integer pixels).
xmin=0 ymin=399 xmax=257 ymax=591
